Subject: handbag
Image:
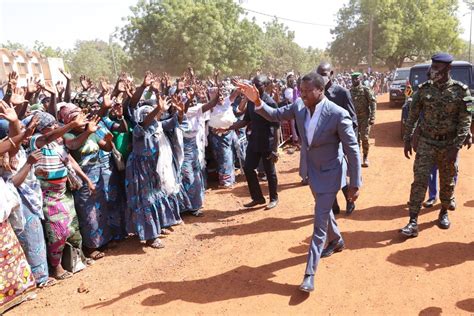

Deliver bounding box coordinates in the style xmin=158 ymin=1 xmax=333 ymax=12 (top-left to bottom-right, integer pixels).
xmin=112 ymin=144 xmax=125 ymax=171
xmin=62 ymin=242 xmax=86 ymax=273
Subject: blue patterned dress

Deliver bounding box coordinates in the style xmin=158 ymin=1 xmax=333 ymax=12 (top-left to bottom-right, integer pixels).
xmin=209 ymin=129 xmax=236 ymax=187
xmin=179 ymin=106 xmax=206 ymax=212
xmin=64 ymin=131 xmax=114 ymax=249
xmin=125 ymin=120 xmax=181 ymax=241
xmin=13 ymin=148 xmax=49 ymax=285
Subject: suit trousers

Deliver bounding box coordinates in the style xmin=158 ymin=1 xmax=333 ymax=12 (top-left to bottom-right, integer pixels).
xmin=243 ymin=149 xmax=278 ymax=202
xmin=305 ymin=192 xmax=342 ymax=276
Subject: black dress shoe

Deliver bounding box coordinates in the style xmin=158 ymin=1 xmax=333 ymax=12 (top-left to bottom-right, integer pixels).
xmin=422 ymin=198 xmax=436 ymax=208
xmin=346 ymin=201 xmax=355 ymax=215
xmin=400 ymin=212 xmax=419 ymax=237
xmin=243 ymin=199 xmax=266 ymax=208
xmin=299 ymin=274 xmax=314 ymax=292
xmin=265 ymin=200 xmax=278 ymax=210
xmin=438 ymin=209 xmax=450 ymax=229
xmin=321 ymin=239 xmax=345 ymax=258
xmin=301 ymin=178 xmax=309 ymax=186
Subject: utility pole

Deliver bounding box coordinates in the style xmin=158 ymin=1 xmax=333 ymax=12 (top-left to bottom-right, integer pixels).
xmin=368 ymin=14 xmax=373 ymax=73
xmin=109 ymin=34 xmax=118 ymax=78
xmin=470 ymin=6 xmax=472 ymax=63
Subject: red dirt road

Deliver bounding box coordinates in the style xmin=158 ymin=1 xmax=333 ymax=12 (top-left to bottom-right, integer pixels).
xmin=11 ymin=94 xmax=474 ymax=315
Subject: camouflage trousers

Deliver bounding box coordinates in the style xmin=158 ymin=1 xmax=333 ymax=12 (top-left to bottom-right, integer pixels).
xmin=357 ymin=117 xmax=371 ymax=155
xmin=408 ymin=138 xmax=458 ymax=214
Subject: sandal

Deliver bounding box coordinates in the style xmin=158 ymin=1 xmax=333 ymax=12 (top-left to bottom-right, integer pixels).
xmin=55 ymin=271 xmax=73 ymax=280
xmin=87 ymin=250 xmax=105 ymax=260
xmin=84 ymin=258 xmax=95 ymax=266
xmin=38 ymin=278 xmax=57 ymax=288
xmin=147 ymin=239 xmax=164 ymax=249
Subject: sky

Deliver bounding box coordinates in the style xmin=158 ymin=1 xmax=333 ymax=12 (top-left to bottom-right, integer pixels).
xmin=0 ymin=0 xmax=473 ymax=51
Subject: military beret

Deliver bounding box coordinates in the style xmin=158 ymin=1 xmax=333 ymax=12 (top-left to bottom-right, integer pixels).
xmin=431 ymin=53 xmax=453 ymax=64
xmin=351 ymin=72 xmax=362 ymax=78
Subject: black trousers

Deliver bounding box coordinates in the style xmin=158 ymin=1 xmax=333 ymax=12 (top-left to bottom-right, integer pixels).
xmin=243 ymin=150 xmax=278 ymax=202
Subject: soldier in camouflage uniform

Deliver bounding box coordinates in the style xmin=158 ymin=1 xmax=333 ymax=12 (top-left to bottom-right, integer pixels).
xmin=401 ymin=53 xmax=472 ymax=237
xmin=350 ymin=72 xmax=377 ymax=167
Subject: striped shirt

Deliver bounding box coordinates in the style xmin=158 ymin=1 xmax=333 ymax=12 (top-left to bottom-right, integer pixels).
xmin=30 ymin=134 xmax=68 ymax=180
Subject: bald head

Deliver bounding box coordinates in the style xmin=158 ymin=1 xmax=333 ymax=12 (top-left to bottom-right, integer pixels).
xmin=316 ymin=62 xmax=332 ymax=77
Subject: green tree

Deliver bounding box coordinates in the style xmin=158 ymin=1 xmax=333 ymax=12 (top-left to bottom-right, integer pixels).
xmin=121 ymin=0 xmax=264 ymax=76
xmin=329 ymin=0 xmax=463 ymax=70
xmin=66 ymin=40 xmax=130 ymax=82
xmin=33 ymin=41 xmax=64 ymax=58
xmin=0 ymin=41 xmax=28 ymax=51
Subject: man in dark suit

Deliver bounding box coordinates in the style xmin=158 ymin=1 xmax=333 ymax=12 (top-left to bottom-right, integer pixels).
xmin=235 ymin=72 xmax=361 ymax=293
xmin=221 ymin=75 xmax=280 ymax=210
xmin=317 ymin=62 xmax=358 ymax=216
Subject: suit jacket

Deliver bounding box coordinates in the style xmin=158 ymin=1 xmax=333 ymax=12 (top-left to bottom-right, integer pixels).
xmin=244 ymin=93 xmax=280 ymax=153
xmin=256 ymin=97 xmax=362 ymax=194
xmin=326 ymin=84 xmax=358 ymax=131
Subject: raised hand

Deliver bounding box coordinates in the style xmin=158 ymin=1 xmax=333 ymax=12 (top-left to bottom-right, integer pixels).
xmin=43 ymin=81 xmax=57 ymax=95
xmin=10 ymin=88 xmax=26 ymax=106
xmin=72 ymin=113 xmax=88 ymax=129
xmin=113 ymin=102 xmax=124 ymax=118
xmin=8 ymin=71 xmax=18 ymax=90
xmin=234 ymin=81 xmax=260 ymax=103
xmin=86 ymin=115 xmax=101 ymax=133
xmin=0 ymin=100 xmax=19 ymax=122
xmin=80 ymin=75 xmax=93 ymax=91
xmin=151 ymin=75 xmax=161 ymax=92
xmin=27 ymin=77 xmax=42 ymax=94
xmin=100 ymin=78 xmax=110 ymax=93
xmin=59 ymin=68 xmax=72 ymax=80
xmin=171 ymin=95 xmax=185 ymax=116
xmin=56 ymin=81 xmax=65 ymax=95
xmin=157 ymin=95 xmax=167 ymax=113
xmin=142 ymin=71 xmax=154 ymax=87
xmin=102 ymin=92 xmax=113 ymax=109
xmin=27 ymin=149 xmax=42 ymax=165
xmin=25 ymin=114 xmax=40 ymax=137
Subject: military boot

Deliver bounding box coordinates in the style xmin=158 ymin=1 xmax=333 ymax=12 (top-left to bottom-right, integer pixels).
xmin=438 ymin=208 xmax=450 ymax=229
xmin=400 ymin=212 xmax=419 ymax=237
xmin=361 ymin=154 xmax=369 ymax=168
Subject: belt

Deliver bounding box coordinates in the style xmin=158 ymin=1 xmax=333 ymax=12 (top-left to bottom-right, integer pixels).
xmin=421 ymin=131 xmax=456 ymax=141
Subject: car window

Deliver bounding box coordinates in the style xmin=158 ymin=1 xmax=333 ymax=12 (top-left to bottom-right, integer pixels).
xmin=411 ymin=66 xmax=472 ymax=91
xmin=394 ymin=69 xmax=409 ymax=80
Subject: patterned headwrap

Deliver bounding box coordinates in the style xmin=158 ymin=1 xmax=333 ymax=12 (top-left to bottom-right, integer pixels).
xmin=135 ymin=105 xmax=154 ymax=123
xmin=36 ymin=112 xmax=57 ymax=133
xmin=58 ymin=103 xmax=81 ymax=124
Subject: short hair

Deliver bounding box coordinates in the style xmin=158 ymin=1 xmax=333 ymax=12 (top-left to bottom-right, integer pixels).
xmin=301 ymin=72 xmax=325 ymax=90
xmin=252 ymin=75 xmax=270 ymax=87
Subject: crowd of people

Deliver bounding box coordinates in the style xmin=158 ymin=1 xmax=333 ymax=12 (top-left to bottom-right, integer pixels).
xmin=1 ymin=51 xmax=472 ymax=311
xmin=0 ymin=66 xmax=317 ymax=311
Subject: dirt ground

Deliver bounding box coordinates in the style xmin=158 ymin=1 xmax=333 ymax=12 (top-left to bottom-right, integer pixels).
xmin=10 ymin=94 xmax=474 ymax=315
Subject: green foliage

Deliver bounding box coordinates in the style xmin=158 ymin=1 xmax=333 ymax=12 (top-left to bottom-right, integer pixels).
xmin=121 ymin=0 xmax=326 ymax=77
xmin=0 ymin=41 xmax=28 ymax=51
xmin=32 ymin=41 xmax=63 ymax=58
xmin=330 ymin=0 xmax=463 ymax=69
xmin=65 ymin=40 xmax=130 ymax=82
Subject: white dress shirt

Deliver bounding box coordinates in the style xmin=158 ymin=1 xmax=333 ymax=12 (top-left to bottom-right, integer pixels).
xmin=305 ymin=98 xmax=324 ymax=145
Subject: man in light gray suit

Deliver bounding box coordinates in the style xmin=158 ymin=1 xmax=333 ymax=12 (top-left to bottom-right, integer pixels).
xmin=236 ymin=72 xmax=362 ymax=293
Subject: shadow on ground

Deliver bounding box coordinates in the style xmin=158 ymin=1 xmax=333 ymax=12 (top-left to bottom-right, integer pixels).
xmin=84 ymin=255 xmax=309 ymax=309
xmin=387 ymin=241 xmax=474 ymax=271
